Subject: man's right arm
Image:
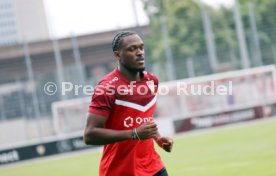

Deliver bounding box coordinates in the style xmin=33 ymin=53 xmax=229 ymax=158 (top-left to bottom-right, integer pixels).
xmin=84 ymin=113 xmax=158 ymax=145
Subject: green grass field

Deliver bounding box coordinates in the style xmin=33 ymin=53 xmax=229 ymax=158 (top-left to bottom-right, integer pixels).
xmin=1 ymin=118 xmax=276 ymax=176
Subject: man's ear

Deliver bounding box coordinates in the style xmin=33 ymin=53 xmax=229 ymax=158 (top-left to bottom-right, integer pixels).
xmin=114 ymin=51 xmax=120 ymax=60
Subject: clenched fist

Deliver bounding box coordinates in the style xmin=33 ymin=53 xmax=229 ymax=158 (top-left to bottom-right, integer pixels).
xmin=136 ymin=121 xmax=158 ymax=140
xmin=156 ymin=137 xmax=173 ymax=152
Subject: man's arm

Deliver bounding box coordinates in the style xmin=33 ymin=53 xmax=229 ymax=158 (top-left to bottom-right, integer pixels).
xmin=84 ymin=113 xmax=158 ymax=145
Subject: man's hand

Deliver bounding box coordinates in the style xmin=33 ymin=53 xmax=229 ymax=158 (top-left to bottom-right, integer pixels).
xmin=156 ymin=137 xmax=173 ymax=152
xmin=136 ymin=121 xmax=158 ymax=140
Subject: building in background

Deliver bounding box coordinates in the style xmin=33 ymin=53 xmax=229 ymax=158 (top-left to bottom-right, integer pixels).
xmin=0 ymin=25 xmax=150 ymax=144
xmin=0 ymin=0 xmax=49 ymax=46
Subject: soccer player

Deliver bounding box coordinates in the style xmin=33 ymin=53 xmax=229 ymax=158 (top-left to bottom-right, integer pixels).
xmin=84 ymin=31 xmax=173 ymax=176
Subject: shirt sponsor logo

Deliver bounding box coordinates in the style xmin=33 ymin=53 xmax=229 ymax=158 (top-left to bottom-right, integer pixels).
xmin=124 ymin=116 xmax=153 ymax=128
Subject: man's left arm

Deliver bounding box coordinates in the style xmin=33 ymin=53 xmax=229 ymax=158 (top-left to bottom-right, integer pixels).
xmin=153 ymin=76 xmax=173 ymax=152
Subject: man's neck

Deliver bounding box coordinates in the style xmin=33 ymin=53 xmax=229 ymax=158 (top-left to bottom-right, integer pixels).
xmin=118 ymin=66 xmax=142 ymax=82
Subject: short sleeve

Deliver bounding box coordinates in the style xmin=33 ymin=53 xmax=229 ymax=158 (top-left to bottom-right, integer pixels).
xmin=88 ymin=84 xmax=115 ymax=117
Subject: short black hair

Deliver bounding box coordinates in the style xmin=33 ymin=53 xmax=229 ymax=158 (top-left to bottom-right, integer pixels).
xmin=112 ymin=31 xmax=136 ymax=52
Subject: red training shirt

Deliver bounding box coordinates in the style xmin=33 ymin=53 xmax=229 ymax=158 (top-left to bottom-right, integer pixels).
xmin=88 ymin=68 xmax=164 ymax=176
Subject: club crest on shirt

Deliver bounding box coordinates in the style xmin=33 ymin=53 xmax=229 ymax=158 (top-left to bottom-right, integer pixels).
xmin=146 ymin=80 xmax=155 ymax=93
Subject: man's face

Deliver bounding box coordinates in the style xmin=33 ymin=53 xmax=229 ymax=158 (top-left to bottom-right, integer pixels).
xmin=116 ymin=34 xmax=145 ymax=72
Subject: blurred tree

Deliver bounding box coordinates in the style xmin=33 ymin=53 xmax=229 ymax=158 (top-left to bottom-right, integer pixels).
xmin=208 ymin=6 xmax=239 ymax=69
xmin=143 ymin=0 xmax=239 ymax=78
xmin=226 ymin=0 xmax=276 ymax=65
xmin=143 ymin=0 xmax=206 ymax=79
xmin=240 ymin=0 xmax=276 ymax=65
xmin=144 ymin=0 xmax=206 ymax=59
xmin=240 ymin=0 xmax=276 ymax=41
xmin=143 ymin=0 xmax=276 ymax=79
